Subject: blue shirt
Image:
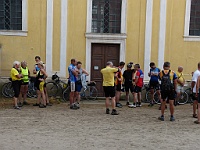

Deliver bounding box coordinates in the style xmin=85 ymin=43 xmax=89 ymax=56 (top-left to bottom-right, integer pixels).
xmin=149 ymin=68 xmax=160 ymax=82
xmin=68 ymin=64 xmax=77 ymax=82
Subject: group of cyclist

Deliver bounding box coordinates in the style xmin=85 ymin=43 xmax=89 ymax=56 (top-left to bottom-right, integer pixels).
xmin=10 ymin=56 xmax=52 ymax=110
xmin=10 ymin=55 xmax=200 ymax=123
xmin=101 ymin=60 xmax=200 ymax=123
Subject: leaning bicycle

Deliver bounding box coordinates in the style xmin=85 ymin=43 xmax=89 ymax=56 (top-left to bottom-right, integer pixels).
xmin=62 ymin=81 xmax=98 ymax=101
xmin=45 ymin=72 xmax=69 ymax=101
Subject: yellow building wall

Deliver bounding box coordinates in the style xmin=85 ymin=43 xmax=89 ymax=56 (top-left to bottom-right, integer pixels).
xmin=0 ymin=0 xmax=47 ymax=76
xmin=67 ymin=0 xmax=87 ymax=69
xmin=165 ymin=0 xmax=200 ymax=80
xmin=126 ymin=0 xmax=146 ymax=68
xmin=52 ymin=0 xmax=61 ymax=71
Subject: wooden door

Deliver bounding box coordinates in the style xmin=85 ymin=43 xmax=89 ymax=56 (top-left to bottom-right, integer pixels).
xmin=91 ymin=44 xmax=120 ymax=96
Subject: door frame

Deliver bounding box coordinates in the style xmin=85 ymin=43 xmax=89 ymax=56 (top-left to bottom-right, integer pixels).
xmin=85 ymin=34 xmax=127 ymax=80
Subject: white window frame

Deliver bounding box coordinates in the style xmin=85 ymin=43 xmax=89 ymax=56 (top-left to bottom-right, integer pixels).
xmin=0 ymin=0 xmax=28 ymax=36
xmin=86 ymin=0 xmax=127 ymax=33
xmin=184 ymin=0 xmax=200 ymax=41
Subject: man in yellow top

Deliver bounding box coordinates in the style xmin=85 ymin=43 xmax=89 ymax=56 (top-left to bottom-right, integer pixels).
xmin=101 ymin=61 xmax=119 ymax=115
xmin=158 ymin=62 xmax=177 ymax=121
xmin=175 ymin=66 xmax=185 ymax=106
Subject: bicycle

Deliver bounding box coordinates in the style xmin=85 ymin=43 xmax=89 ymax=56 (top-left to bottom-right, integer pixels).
xmin=2 ymin=77 xmax=37 ymax=98
xmin=63 ymin=81 xmax=98 ymax=101
xmin=144 ymin=84 xmax=161 ymax=104
xmin=27 ymin=76 xmax=37 ymax=98
xmin=45 ymin=72 xmax=69 ymax=100
xmin=1 ymin=78 xmax=14 ymax=98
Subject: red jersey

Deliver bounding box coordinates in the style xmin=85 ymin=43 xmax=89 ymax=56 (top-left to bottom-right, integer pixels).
xmin=135 ymin=69 xmax=144 ymax=87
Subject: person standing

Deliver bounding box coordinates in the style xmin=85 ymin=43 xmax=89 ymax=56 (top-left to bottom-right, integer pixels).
xmin=19 ymin=61 xmax=30 ymax=106
xmin=75 ymin=61 xmax=89 ymax=108
xmin=175 ymin=66 xmax=185 ymax=106
xmin=11 ymin=61 xmax=23 ymax=109
xmin=191 ymin=62 xmax=200 ymax=118
xmin=158 ymin=62 xmax=177 ymax=121
xmin=148 ymin=62 xmax=161 ymax=107
xmin=33 ymin=56 xmax=52 ymax=106
xmin=123 ymin=63 xmax=135 ymax=106
xmin=68 ymin=58 xmax=79 ymax=109
xmin=115 ymin=61 xmax=125 ymax=108
xmin=132 ymin=64 xmax=144 ymax=108
xmin=194 ymin=74 xmax=200 ymax=124
xmin=101 ymin=61 xmax=119 ymax=115
xmin=34 ymin=61 xmax=48 ymax=108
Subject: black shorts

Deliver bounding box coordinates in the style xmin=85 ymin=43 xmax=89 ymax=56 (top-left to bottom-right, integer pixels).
xmin=161 ymin=90 xmax=175 ymax=100
xmin=21 ymin=82 xmax=29 ymax=85
xmin=103 ymin=86 xmax=115 ymax=97
xmin=134 ymin=86 xmax=142 ymax=93
xmin=12 ymin=80 xmax=21 ymax=98
xmin=149 ymin=81 xmax=160 ymax=90
xmin=116 ymin=84 xmax=122 ymax=92
xmin=192 ymin=93 xmax=198 ymax=101
xmin=125 ymin=84 xmax=134 ymax=93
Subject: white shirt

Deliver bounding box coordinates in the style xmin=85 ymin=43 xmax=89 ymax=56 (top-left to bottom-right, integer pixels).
xmin=192 ymin=69 xmax=200 ymax=93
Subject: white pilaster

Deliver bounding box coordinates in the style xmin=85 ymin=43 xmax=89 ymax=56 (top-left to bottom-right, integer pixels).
xmin=144 ymin=0 xmax=153 ymax=80
xmin=121 ymin=0 xmax=127 ymax=33
xmin=158 ymin=0 xmax=167 ymax=69
xmin=45 ymin=0 xmax=54 ymax=75
xmin=59 ymin=0 xmax=68 ymax=77
xmin=22 ymin=0 xmax=28 ymax=31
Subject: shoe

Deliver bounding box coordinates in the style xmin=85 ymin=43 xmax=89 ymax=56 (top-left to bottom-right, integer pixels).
xmin=170 ymin=116 xmax=175 ymax=121
xmin=148 ymin=103 xmax=154 ymax=107
xmin=126 ymin=102 xmax=130 ymax=105
xmin=39 ymin=104 xmax=46 ymax=108
xmin=14 ymin=106 xmax=21 ymax=110
xmin=18 ymin=102 xmax=23 ymax=107
xmin=116 ymin=103 xmax=123 ymax=108
xmin=74 ymin=103 xmax=80 ymax=109
xmin=194 ymin=120 xmax=200 ymax=124
xmin=138 ymin=102 xmax=142 ymax=107
xmin=33 ymin=103 xmax=40 ymax=106
xmin=111 ymin=109 xmax=119 ymax=115
xmin=158 ymin=115 xmax=164 ymax=121
xmin=193 ymin=114 xmax=198 ymax=118
xmin=23 ymin=101 xmax=30 ymax=105
xmin=46 ymin=103 xmax=52 ymax=106
xmin=128 ymin=103 xmax=136 ymax=108
xmin=70 ymin=104 xmax=78 ymax=110
xmin=106 ymin=108 xmax=110 ymax=114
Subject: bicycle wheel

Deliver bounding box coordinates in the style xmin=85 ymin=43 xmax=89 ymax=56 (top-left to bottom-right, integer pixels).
xmin=1 ymin=82 xmax=10 ymax=98
xmin=185 ymin=88 xmax=193 ymax=104
xmin=177 ymin=92 xmax=188 ymax=105
xmin=153 ymin=92 xmax=161 ymax=104
xmin=46 ymin=82 xmax=58 ymax=97
xmin=62 ymin=86 xmax=70 ymax=102
xmin=27 ymin=82 xmax=37 ymax=98
xmin=5 ymin=82 xmax=14 ymax=98
xmin=145 ymin=90 xmax=151 ymax=103
xmin=84 ymin=86 xmax=98 ymax=100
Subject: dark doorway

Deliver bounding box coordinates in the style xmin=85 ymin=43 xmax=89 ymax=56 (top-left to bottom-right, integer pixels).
xmin=91 ymin=43 xmax=120 ymax=96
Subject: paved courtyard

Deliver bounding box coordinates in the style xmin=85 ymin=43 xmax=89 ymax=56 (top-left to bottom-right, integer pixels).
xmin=0 ymin=99 xmax=199 ymax=150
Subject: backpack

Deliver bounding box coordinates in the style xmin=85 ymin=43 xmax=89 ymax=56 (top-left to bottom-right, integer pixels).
xmin=160 ymin=70 xmax=174 ymax=91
